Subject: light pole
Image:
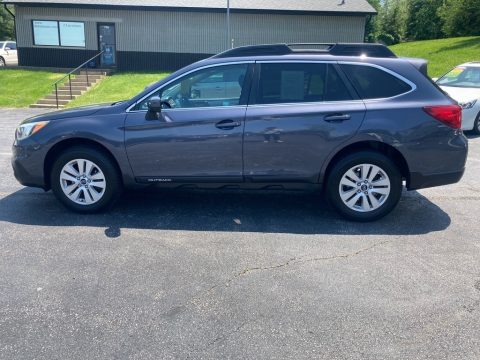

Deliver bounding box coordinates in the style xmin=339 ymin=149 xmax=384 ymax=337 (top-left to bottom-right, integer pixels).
xmin=226 ymin=0 xmax=231 ymax=49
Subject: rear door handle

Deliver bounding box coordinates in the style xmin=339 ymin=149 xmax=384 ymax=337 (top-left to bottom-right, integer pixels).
xmin=215 ymin=119 xmax=242 ymax=130
xmin=324 ymin=114 xmax=351 ymax=122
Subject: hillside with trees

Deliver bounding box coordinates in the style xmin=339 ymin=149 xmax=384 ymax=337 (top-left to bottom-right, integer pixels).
xmin=366 ymin=0 xmax=480 ymax=44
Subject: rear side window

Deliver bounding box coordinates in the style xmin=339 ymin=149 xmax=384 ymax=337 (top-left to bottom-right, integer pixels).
xmin=255 ymin=63 xmax=353 ymax=105
xmin=340 ymin=64 xmax=412 ymax=99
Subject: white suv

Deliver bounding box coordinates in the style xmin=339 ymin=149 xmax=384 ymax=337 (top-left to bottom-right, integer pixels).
xmin=0 ymin=41 xmax=18 ymax=67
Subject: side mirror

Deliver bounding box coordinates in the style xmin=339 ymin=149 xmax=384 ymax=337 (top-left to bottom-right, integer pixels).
xmin=147 ymin=96 xmax=162 ymax=113
xmin=4 ymin=47 xmax=10 ymax=51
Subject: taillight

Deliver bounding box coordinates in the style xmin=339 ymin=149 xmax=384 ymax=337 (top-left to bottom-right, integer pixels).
xmin=423 ymin=105 xmax=462 ymax=129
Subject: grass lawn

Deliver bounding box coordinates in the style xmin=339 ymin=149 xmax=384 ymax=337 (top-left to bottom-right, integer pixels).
xmin=67 ymin=72 xmax=170 ymax=108
xmin=390 ymin=36 xmax=480 ymax=77
xmin=0 ymin=69 xmax=63 ymax=108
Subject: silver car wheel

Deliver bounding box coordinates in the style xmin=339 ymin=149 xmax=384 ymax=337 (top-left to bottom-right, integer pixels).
xmin=60 ymin=159 xmax=106 ymax=205
xmin=0 ymin=58 xmax=5 ymax=67
xmin=339 ymin=163 xmax=391 ymax=213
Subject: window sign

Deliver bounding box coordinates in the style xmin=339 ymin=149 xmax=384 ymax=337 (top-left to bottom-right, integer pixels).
xmin=33 ymin=20 xmax=59 ymax=46
xmin=59 ymin=22 xmax=85 ymax=47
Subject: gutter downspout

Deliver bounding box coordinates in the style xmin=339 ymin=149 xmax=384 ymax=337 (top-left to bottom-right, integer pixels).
xmin=3 ymin=4 xmax=16 ymax=40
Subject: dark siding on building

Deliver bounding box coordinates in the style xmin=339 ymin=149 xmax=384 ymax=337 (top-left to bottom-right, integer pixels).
xmin=116 ymin=51 xmax=212 ymax=71
xmin=18 ymin=47 xmax=98 ymax=68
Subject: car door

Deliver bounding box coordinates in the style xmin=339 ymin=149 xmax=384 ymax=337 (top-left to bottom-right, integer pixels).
xmin=124 ymin=62 xmax=253 ymax=183
xmin=243 ymin=61 xmax=366 ymax=183
xmin=5 ymin=42 xmax=17 ymax=66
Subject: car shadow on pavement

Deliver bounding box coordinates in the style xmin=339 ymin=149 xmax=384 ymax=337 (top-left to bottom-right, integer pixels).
xmin=0 ymin=187 xmax=450 ymax=236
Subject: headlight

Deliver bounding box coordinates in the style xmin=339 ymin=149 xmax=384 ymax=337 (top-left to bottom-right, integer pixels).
xmin=459 ymin=99 xmax=477 ymax=109
xmin=15 ymin=121 xmax=49 ymax=141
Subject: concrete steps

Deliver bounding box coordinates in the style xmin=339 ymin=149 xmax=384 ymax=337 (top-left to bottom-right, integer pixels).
xmin=30 ymin=69 xmax=109 ymax=109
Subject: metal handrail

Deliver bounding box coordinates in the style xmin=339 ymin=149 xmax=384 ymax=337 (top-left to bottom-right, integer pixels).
xmin=53 ymin=51 xmax=105 ymax=108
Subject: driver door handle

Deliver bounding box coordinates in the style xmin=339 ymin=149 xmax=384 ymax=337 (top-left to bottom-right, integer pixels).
xmin=215 ymin=119 xmax=242 ymax=130
xmin=324 ymin=114 xmax=351 ymax=122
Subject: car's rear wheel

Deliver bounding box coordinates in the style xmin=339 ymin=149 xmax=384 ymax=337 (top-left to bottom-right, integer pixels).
xmin=0 ymin=57 xmax=5 ymax=67
xmin=51 ymin=146 xmax=122 ymax=213
xmin=473 ymin=113 xmax=480 ymax=135
xmin=326 ymin=151 xmax=402 ymax=222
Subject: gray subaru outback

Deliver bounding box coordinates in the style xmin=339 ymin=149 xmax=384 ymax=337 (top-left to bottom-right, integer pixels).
xmin=12 ymin=43 xmax=468 ymax=221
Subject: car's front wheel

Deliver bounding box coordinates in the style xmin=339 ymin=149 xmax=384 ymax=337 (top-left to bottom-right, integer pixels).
xmin=51 ymin=146 xmax=122 ymax=213
xmin=326 ymin=151 xmax=403 ymax=222
xmin=473 ymin=112 xmax=480 ymax=135
xmin=0 ymin=57 xmax=5 ymax=67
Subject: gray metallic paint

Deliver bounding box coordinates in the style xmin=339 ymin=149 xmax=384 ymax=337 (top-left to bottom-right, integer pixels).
xmin=12 ymin=54 xmax=468 ymax=193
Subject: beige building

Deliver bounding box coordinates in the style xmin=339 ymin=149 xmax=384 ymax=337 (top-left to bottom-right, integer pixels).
xmin=2 ymin=0 xmax=376 ymax=70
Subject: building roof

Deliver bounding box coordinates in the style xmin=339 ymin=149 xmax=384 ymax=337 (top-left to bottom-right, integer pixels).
xmin=2 ymin=0 xmax=376 ymax=14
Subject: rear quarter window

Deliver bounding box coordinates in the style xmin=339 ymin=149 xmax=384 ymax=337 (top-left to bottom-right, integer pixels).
xmin=340 ymin=64 xmax=412 ymax=99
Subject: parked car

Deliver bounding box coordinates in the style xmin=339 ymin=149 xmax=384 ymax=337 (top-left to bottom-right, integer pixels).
xmin=12 ymin=43 xmax=468 ymax=221
xmin=0 ymin=41 xmax=18 ymax=67
xmin=435 ymin=62 xmax=480 ymax=134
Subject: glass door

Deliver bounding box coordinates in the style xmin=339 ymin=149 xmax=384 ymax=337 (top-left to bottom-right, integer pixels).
xmin=98 ymin=23 xmax=116 ymax=67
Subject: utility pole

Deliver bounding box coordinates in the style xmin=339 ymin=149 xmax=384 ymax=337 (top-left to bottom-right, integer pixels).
xmin=226 ymin=0 xmax=231 ymax=49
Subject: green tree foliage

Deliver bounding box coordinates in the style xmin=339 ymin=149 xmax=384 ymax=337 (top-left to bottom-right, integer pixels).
xmin=378 ymin=0 xmax=409 ymax=45
xmin=406 ymin=0 xmax=444 ymax=40
xmin=0 ymin=5 xmax=15 ymax=40
xmin=365 ymin=0 xmax=381 ymax=42
xmin=439 ymin=0 xmax=480 ymax=37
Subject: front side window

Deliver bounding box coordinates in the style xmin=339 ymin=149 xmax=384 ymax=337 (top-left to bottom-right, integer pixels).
xmin=340 ymin=64 xmax=412 ymax=99
xmin=255 ymin=63 xmax=353 ymax=105
xmin=134 ymin=64 xmax=249 ymax=111
xmin=6 ymin=42 xmax=16 ymax=50
xmin=437 ymin=66 xmax=480 ymax=89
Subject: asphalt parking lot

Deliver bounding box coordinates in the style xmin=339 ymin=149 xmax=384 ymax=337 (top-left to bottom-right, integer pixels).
xmin=0 ymin=108 xmax=479 ymax=360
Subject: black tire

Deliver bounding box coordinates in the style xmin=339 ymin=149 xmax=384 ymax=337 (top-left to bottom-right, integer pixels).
xmin=326 ymin=151 xmax=403 ymax=222
xmin=0 ymin=57 xmax=5 ymax=67
xmin=50 ymin=146 xmax=122 ymax=213
xmin=473 ymin=113 xmax=480 ymax=135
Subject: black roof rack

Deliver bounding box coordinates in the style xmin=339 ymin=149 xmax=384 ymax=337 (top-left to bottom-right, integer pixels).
xmin=213 ymin=43 xmax=397 ymax=59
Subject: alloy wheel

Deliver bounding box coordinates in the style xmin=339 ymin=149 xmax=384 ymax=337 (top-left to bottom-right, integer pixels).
xmin=59 ymin=159 xmax=107 ymax=205
xmin=338 ymin=163 xmax=391 ymax=213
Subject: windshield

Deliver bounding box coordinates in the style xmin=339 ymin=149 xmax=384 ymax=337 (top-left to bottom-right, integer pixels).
xmin=437 ymin=66 xmax=480 ymax=88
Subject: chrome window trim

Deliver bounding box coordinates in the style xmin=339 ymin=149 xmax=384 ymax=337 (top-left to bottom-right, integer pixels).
xmin=126 ymin=61 xmax=254 ymax=113
xmin=337 ymin=61 xmax=417 ymax=101
xmin=254 ymin=60 xmax=417 ymax=103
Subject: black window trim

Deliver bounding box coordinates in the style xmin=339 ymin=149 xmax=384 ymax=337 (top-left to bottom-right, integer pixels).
xmin=249 ymin=60 xmax=361 ymax=107
xmin=31 ymin=19 xmax=86 ymax=48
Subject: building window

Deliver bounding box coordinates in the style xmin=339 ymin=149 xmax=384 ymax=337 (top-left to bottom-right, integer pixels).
xmin=32 ymin=20 xmax=86 ymax=47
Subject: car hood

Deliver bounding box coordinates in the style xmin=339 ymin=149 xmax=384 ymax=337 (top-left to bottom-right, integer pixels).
xmin=439 ymin=86 xmax=480 ymax=102
xmin=21 ymin=103 xmax=114 ymax=124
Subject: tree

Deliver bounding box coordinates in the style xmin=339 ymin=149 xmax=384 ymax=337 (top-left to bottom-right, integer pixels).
xmin=378 ymin=0 xmax=409 ymax=45
xmin=439 ymin=0 xmax=480 ymax=37
xmin=0 ymin=5 xmax=15 ymax=40
xmin=406 ymin=0 xmax=444 ymax=40
xmin=365 ymin=0 xmax=381 ymax=42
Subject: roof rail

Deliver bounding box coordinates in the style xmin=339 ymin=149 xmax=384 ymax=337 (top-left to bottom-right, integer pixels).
xmin=213 ymin=43 xmax=397 ymax=59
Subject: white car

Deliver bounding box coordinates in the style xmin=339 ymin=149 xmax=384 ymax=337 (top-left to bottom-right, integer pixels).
xmin=436 ymin=62 xmax=480 ymax=134
xmin=0 ymin=41 xmax=18 ymax=67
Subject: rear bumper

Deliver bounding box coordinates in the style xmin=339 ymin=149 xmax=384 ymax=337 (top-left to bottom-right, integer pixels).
xmin=408 ymin=169 xmax=465 ymax=190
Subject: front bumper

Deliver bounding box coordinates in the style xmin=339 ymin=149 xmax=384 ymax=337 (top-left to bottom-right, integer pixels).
xmin=11 ymin=142 xmax=48 ymax=189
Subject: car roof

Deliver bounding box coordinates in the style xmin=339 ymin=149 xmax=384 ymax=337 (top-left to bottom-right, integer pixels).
xmin=461 ymin=62 xmax=480 ymax=68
